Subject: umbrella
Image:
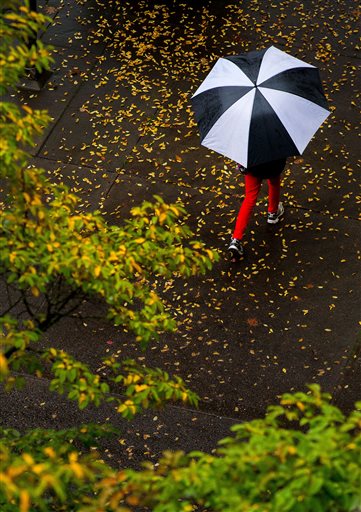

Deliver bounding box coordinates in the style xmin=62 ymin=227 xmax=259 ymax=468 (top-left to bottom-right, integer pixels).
xmin=191 ymin=46 xmax=330 ymax=168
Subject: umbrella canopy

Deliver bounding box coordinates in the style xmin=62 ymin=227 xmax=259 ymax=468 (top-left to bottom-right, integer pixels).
xmin=191 ymin=46 xmax=330 ymax=168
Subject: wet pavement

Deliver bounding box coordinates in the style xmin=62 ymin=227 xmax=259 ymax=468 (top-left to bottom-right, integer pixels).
xmin=1 ymin=0 xmax=360 ymax=466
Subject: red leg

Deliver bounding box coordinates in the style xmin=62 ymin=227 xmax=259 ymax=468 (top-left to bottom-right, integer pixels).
xmin=233 ymin=174 xmax=262 ymax=240
xmin=267 ymin=175 xmax=281 ymax=213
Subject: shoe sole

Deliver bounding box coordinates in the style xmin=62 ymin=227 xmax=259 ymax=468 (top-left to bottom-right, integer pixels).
xmin=267 ymin=217 xmax=281 ymax=224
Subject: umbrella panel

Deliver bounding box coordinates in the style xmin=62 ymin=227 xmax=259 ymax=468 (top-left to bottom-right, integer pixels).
xmin=192 ymin=85 xmax=253 ymax=141
xmin=259 ymin=87 xmax=330 ymax=156
xmin=248 ymin=89 xmax=300 ymax=167
xmin=260 ymin=67 xmax=329 ymax=109
xmin=224 ymin=48 xmax=266 ymax=84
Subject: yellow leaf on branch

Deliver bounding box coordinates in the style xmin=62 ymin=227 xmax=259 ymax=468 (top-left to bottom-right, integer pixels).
xmin=31 ymin=286 xmax=40 ymax=297
xmin=159 ymin=212 xmax=167 ymax=224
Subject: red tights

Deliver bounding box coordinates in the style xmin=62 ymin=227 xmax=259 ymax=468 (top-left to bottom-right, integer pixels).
xmin=233 ymin=173 xmax=281 ymax=240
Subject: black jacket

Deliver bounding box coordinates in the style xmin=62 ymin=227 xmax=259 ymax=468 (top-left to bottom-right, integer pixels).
xmin=239 ymin=158 xmax=287 ymax=179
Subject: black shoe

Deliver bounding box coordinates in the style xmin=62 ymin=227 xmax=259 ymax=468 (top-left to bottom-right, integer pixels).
xmin=228 ymin=238 xmax=244 ymax=260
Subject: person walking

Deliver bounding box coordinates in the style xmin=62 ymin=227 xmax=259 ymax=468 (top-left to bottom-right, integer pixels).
xmin=228 ymin=158 xmax=287 ymax=260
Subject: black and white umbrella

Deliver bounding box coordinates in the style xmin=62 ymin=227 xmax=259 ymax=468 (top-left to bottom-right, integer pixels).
xmin=191 ymin=46 xmax=330 ymax=168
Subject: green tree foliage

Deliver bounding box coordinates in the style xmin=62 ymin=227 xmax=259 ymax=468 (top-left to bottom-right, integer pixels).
xmin=0 ymin=423 xmax=116 ymax=512
xmin=117 ymin=385 xmax=361 ymax=512
xmin=1 ymin=386 xmax=360 ymax=511
xmin=0 ymin=1 xmax=217 ymax=415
